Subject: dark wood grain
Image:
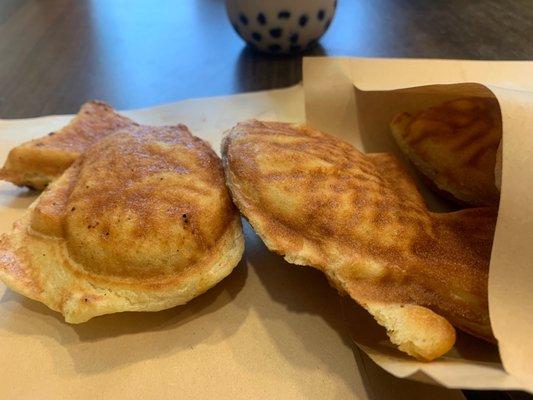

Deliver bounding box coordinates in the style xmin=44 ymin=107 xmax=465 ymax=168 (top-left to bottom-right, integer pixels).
xmin=1 ymin=0 xmax=532 ymax=118
xmin=0 ymin=1 xmax=532 ymax=399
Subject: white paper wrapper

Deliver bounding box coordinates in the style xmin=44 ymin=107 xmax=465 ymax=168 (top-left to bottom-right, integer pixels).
xmin=303 ymin=56 xmax=533 ymax=392
xmin=0 ymin=86 xmax=463 ymax=399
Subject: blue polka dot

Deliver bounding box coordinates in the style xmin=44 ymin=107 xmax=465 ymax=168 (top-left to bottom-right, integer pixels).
xmin=257 ymin=13 xmax=267 ymax=25
xmin=289 ymin=33 xmax=299 ymax=44
xmin=278 ymin=10 xmax=291 ymax=19
xmin=307 ymin=38 xmax=318 ymax=48
xmin=269 ymin=44 xmax=282 ymax=52
xmin=317 ymin=9 xmax=325 ymax=20
xmin=239 ymin=13 xmax=248 ymax=25
xmin=269 ymin=28 xmax=282 ymax=38
xmin=290 ymin=45 xmax=302 ymax=53
xmin=251 ymin=32 xmax=262 ymax=41
xmin=299 ymin=15 xmax=308 ymax=27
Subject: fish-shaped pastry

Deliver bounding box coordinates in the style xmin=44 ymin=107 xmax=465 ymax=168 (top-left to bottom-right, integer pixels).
xmin=0 ymin=124 xmax=244 ymax=323
xmin=222 ymin=120 xmax=496 ymax=361
xmin=390 ymin=97 xmax=501 ymax=206
xmin=0 ymin=101 xmax=136 ymax=190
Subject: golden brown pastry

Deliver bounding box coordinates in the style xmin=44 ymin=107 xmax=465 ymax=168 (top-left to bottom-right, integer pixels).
xmin=390 ymin=97 xmax=501 ymax=206
xmin=222 ymin=120 xmax=496 ymax=361
xmin=0 ymin=124 xmax=244 ymax=323
xmin=0 ymin=101 xmax=136 ymax=190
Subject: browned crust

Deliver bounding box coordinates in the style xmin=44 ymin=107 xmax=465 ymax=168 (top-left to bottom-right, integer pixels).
xmin=0 ymin=101 xmax=137 ymax=190
xmin=0 ymin=124 xmax=244 ymax=323
xmin=222 ymin=120 xmax=496 ymax=360
xmin=390 ymin=97 xmax=501 ymax=207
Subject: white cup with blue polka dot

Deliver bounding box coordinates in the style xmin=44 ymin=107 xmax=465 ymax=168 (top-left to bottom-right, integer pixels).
xmin=226 ymin=0 xmax=336 ymax=54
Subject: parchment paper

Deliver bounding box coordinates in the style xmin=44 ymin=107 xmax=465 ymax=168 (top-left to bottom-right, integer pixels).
xmin=303 ymin=57 xmax=533 ymax=392
xmin=0 ymin=86 xmax=463 ymax=399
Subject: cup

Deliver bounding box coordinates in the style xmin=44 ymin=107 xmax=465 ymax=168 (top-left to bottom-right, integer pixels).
xmin=226 ymin=0 xmax=336 ymax=54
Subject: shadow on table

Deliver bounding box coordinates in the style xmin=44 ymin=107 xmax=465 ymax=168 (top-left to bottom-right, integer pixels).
xmin=232 ymin=43 xmax=327 ymax=93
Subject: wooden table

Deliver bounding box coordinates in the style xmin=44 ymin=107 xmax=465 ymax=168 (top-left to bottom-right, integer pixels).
xmin=0 ymin=1 xmax=531 ymax=399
